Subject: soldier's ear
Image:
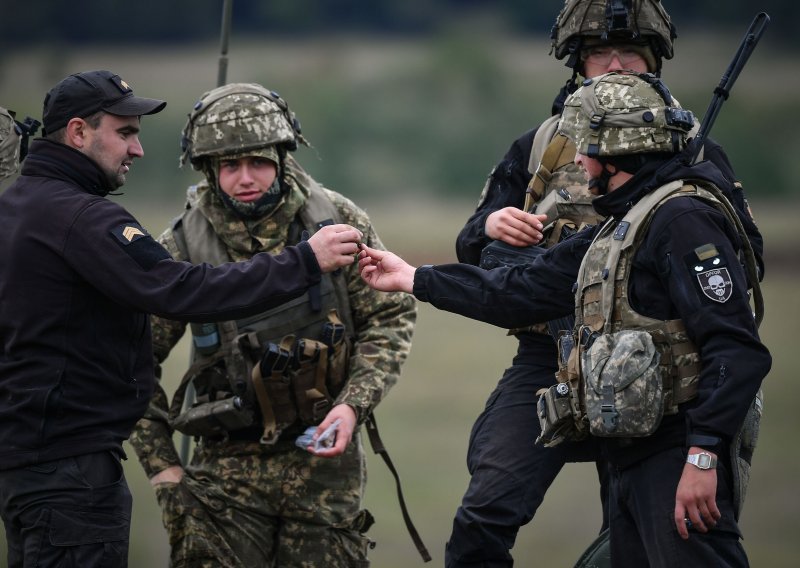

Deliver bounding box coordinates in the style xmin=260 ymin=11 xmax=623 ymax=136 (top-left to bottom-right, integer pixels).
xmin=64 ymin=118 xmax=89 ymax=149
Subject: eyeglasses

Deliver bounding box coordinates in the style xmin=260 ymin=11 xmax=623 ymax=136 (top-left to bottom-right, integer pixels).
xmin=581 ymin=46 xmax=645 ymax=66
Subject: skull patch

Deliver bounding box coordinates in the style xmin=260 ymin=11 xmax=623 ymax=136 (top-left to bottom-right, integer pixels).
xmin=697 ymin=268 xmax=733 ymax=303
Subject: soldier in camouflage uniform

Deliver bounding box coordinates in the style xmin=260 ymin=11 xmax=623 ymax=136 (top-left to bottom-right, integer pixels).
xmin=449 ymin=1 xmax=763 ymax=565
xmin=129 ymin=83 xmax=416 ymax=568
xmin=0 ymin=106 xmax=21 ymax=183
xmin=359 ymin=71 xmax=770 ymax=567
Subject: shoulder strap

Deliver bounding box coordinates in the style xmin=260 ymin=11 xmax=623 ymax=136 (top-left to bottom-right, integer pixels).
xmin=524 ymin=115 xmax=574 ymax=211
xmin=298 ymin=185 xmax=356 ymax=336
xmin=365 ymin=414 xmax=432 ymax=562
xmin=595 ymin=180 xmax=763 ymax=332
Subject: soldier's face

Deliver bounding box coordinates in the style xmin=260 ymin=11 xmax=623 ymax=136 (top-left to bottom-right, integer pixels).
xmin=82 ymin=114 xmax=143 ymax=189
xmin=582 ymin=44 xmax=649 ymax=78
xmin=218 ymin=156 xmax=278 ymax=203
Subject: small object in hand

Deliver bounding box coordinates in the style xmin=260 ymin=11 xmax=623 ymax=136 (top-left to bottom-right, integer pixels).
xmin=295 ymin=418 xmax=342 ymax=451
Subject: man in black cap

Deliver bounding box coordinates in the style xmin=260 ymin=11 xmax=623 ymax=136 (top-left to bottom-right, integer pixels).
xmin=0 ymin=70 xmax=363 ymax=568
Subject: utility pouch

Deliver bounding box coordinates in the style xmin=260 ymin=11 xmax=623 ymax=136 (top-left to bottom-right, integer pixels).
xmin=582 ymin=330 xmax=663 ymax=438
xmin=321 ymin=310 xmax=351 ymax=395
xmin=536 ymin=382 xmax=577 ymax=447
xmin=536 ymin=331 xmax=587 ymax=446
xmin=171 ymin=395 xmax=254 ymax=438
xmin=252 ymin=337 xmax=296 ymax=445
xmin=479 ymin=239 xmax=545 ymax=270
xmin=291 ymin=338 xmax=332 ymax=425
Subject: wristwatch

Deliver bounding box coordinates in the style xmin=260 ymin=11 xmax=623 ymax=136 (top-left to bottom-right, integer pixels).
xmin=686 ymin=451 xmax=718 ymax=470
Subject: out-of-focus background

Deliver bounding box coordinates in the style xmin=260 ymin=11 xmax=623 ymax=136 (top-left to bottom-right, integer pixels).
xmin=1 ymin=1 xmax=798 ymax=566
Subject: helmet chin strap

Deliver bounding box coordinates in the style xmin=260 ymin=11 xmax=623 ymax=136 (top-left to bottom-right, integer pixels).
xmin=588 ymin=160 xmax=617 ymax=195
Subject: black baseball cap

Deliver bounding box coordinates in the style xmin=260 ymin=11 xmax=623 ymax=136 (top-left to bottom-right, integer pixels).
xmin=42 ymin=70 xmax=166 ymax=134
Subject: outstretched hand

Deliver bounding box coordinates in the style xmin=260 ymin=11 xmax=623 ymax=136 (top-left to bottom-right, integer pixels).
xmin=358 ymin=244 xmax=416 ymax=293
xmin=307 ymin=224 xmax=363 ymax=273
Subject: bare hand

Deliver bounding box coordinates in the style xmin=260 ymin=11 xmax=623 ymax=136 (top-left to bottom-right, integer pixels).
xmin=485 ymin=207 xmax=547 ymax=246
xmin=674 ymin=449 xmax=721 ymax=539
xmin=307 ymin=224 xmax=363 ymax=273
xmin=306 ymin=404 xmax=357 ymax=458
xmin=358 ymin=245 xmax=416 ymax=293
xmin=149 ymin=465 xmax=184 ymax=487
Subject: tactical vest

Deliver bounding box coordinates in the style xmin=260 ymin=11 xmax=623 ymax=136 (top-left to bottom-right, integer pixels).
xmin=168 ymin=185 xmax=356 ymax=446
xmin=575 ymin=180 xmax=704 ymax=418
xmin=538 ymin=180 xmax=762 ymax=446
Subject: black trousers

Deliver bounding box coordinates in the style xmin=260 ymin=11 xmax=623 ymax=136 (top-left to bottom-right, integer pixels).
xmin=608 ymin=446 xmax=748 ymax=568
xmin=445 ymin=362 xmax=608 ymax=568
xmin=0 ymin=451 xmax=132 ymax=568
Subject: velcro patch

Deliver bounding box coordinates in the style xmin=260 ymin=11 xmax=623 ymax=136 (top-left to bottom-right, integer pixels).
xmin=110 ymin=223 xmax=171 ymax=270
xmin=111 ymin=223 xmax=149 ymax=245
xmin=684 ymin=244 xmax=734 ymax=303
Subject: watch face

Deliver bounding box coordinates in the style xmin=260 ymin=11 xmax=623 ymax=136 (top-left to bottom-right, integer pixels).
xmin=688 ymin=452 xmax=717 ymax=470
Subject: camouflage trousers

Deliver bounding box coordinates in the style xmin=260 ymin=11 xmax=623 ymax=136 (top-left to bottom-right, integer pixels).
xmin=154 ymin=432 xmax=373 ymax=568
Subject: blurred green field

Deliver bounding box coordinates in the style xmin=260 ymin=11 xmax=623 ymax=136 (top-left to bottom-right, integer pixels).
xmin=1 ymin=30 xmax=798 ymax=567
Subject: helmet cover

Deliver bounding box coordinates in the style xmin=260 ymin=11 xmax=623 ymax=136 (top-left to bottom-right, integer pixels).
xmin=558 ymin=71 xmax=694 ymax=157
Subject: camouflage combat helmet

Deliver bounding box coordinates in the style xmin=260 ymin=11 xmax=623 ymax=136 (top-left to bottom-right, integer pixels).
xmin=551 ymin=0 xmax=676 ymax=71
xmin=558 ymin=71 xmax=694 ymax=158
xmin=0 ymin=106 xmax=21 ymax=182
xmin=180 ymin=83 xmax=307 ymax=169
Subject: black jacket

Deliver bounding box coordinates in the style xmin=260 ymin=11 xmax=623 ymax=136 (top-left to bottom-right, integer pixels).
xmin=416 ymin=158 xmax=771 ymax=467
xmin=0 ymin=139 xmax=322 ymax=469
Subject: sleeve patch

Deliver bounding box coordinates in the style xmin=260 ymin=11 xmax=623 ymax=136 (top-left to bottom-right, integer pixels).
xmin=111 ymin=223 xmax=150 ymax=245
xmin=110 ymin=223 xmax=172 ymax=270
xmin=684 ymin=244 xmax=733 ymax=303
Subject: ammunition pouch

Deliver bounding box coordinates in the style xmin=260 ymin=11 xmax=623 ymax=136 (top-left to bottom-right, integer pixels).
xmin=170 ymin=309 xmax=353 ymax=444
xmin=249 ymin=310 xmax=353 ymax=446
xmin=536 ymin=331 xmax=588 ymax=446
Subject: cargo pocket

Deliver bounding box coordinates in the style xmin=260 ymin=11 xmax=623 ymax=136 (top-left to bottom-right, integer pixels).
xmin=155 ymin=479 xmax=235 ymax=567
xmin=45 ymin=508 xmax=128 ymax=567
xmin=331 ymin=509 xmax=375 ymax=568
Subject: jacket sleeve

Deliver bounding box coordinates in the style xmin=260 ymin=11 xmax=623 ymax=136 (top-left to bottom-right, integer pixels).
xmin=128 ymin=228 xmax=191 ymax=478
xmin=640 ymin=198 xmax=771 ymax=445
xmin=455 ymin=129 xmax=537 ymax=265
xmin=63 ymin=198 xmax=322 ymax=322
xmin=324 ymin=190 xmax=417 ymax=424
xmin=417 ymin=228 xmax=592 ymax=329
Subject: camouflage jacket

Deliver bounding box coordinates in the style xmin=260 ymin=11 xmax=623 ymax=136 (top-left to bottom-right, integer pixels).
xmin=129 ymin=156 xmax=417 ymax=478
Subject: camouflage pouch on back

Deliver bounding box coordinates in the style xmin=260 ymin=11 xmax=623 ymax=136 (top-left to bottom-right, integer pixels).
xmin=582 ymin=330 xmax=663 ymax=437
xmin=731 ymin=389 xmax=763 ymax=519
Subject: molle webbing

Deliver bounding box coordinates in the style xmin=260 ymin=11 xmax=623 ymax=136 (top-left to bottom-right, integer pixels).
xmin=577 ymin=181 xmax=700 ymax=414
xmin=171 ymin=184 xmax=355 ymax=441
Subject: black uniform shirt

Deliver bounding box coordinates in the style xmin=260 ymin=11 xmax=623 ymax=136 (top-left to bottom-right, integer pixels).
xmin=0 ymin=139 xmax=322 ymax=469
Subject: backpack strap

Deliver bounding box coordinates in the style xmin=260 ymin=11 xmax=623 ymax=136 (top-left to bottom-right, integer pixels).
xmin=524 ymin=115 xmax=573 ymax=212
